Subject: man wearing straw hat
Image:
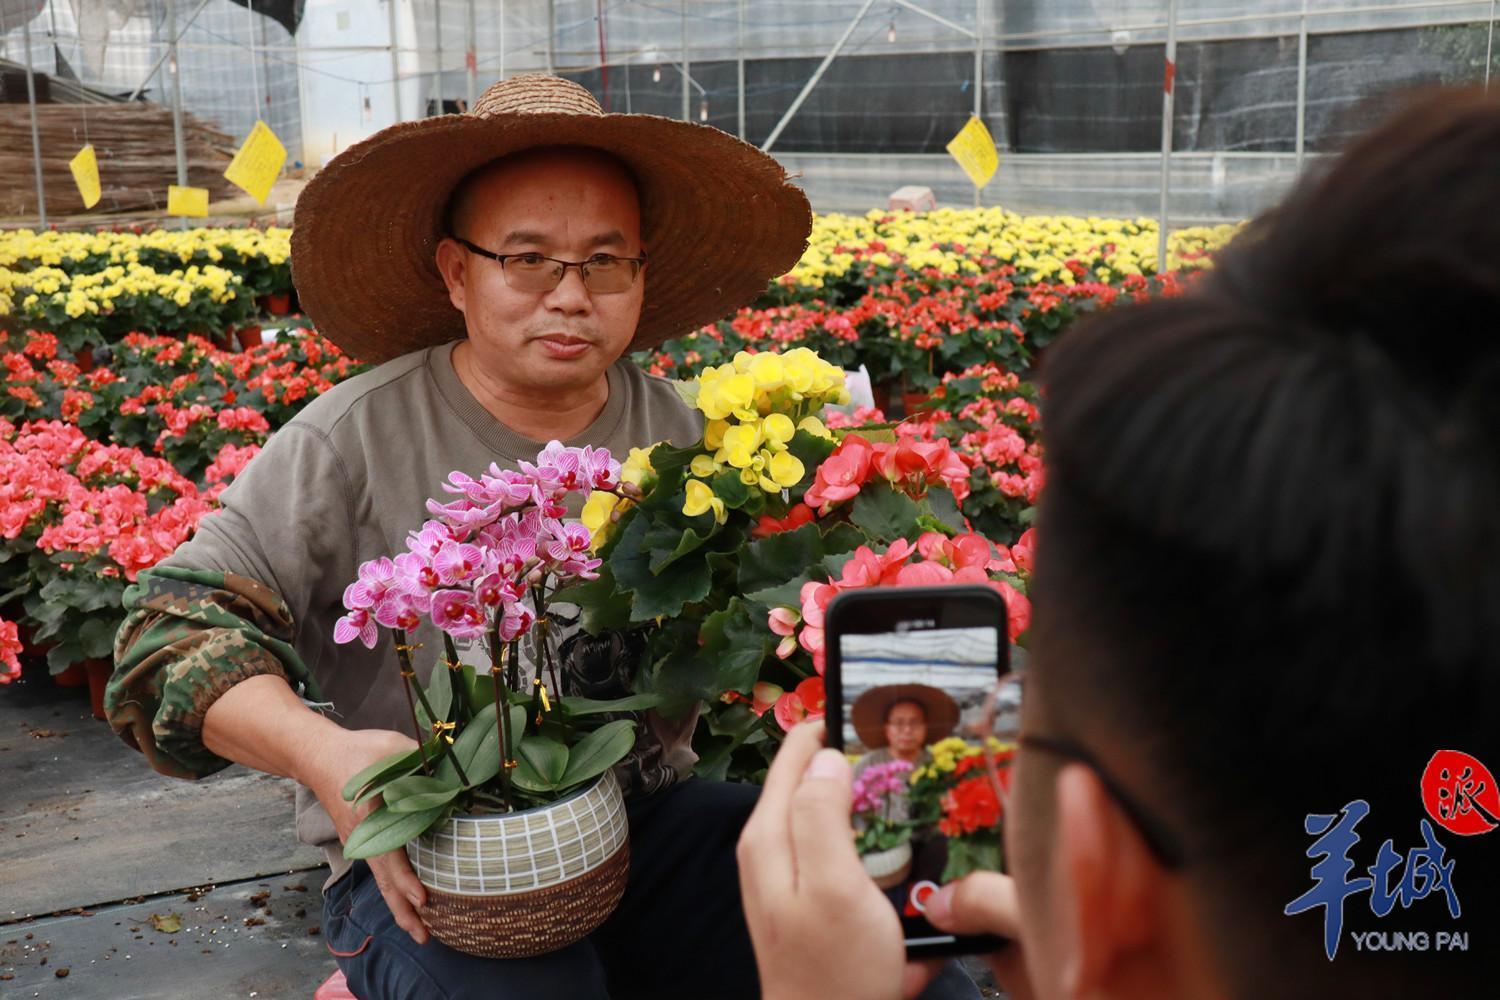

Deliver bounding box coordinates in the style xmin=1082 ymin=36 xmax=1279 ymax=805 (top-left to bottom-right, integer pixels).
xmin=104 ymin=75 xmax=980 ymax=999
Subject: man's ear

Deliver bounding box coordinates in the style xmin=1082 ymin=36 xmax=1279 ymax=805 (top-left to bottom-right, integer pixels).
xmin=1052 ymin=762 xmax=1165 ymax=998
xmin=434 ymin=237 xmax=468 ymax=312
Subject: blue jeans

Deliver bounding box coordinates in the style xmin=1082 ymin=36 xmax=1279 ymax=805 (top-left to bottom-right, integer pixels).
xmin=324 ymin=779 xmax=978 ymax=999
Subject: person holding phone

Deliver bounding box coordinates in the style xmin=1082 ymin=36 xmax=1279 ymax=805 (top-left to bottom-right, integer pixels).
xmin=738 ymin=85 xmax=1500 ymax=1000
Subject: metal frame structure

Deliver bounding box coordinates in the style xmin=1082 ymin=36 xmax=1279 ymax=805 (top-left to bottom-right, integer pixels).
xmin=3 ymin=0 xmax=1498 ymax=232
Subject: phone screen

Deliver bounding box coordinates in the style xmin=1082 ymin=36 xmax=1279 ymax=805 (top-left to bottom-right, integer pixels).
xmin=825 ymin=585 xmax=1010 ymax=956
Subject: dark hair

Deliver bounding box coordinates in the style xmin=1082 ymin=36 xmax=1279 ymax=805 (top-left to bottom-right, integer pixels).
xmin=1033 ymin=87 xmax=1500 ymax=996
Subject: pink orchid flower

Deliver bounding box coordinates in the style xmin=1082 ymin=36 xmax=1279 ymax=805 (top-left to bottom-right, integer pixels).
xmin=333 ymin=607 xmax=378 ymax=649
xmin=433 ymin=539 xmax=485 ymax=586
xmin=430 ymin=588 xmax=487 ymax=639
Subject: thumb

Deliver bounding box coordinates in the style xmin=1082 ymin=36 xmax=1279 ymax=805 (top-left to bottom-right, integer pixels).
xmin=923 ymin=871 xmax=1021 ymax=939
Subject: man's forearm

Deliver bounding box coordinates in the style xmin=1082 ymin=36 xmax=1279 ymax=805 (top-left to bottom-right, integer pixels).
xmin=202 ymin=673 xmax=344 ymax=786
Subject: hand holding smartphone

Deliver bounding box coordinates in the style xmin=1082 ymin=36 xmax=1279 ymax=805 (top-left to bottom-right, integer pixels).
xmin=824 ymin=583 xmax=1013 ymax=959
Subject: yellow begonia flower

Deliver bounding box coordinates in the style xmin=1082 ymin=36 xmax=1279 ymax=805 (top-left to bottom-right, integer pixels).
xmin=621 ymin=445 xmax=657 ymax=488
xmin=690 ymin=454 xmax=721 ymax=479
xmin=720 ymin=423 xmax=763 ymax=468
xmin=761 ymin=413 xmax=795 ymax=448
xmin=767 ymin=451 xmax=805 ymax=489
xmin=797 ymin=415 xmax=832 ymax=439
xmin=683 ymin=479 xmax=727 ymax=524
xmin=698 ymin=372 xmax=755 ymax=420
xmin=704 ymin=419 xmax=730 ymax=450
xmin=747 ymin=352 xmax=785 ymax=391
xmin=581 ymin=491 xmax=622 ymax=547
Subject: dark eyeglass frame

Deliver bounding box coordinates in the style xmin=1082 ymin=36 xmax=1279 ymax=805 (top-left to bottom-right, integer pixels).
xmin=1018 ymin=732 xmax=1189 ymax=870
xmin=453 ymin=236 xmax=647 ymax=294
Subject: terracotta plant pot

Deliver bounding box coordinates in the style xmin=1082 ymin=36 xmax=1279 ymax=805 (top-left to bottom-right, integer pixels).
xmin=901 ymin=391 xmax=932 ymax=416
xmin=404 ymin=770 xmax=630 ymax=958
xmin=235 ymin=326 xmax=264 ymax=351
xmin=264 ymin=292 xmax=292 ymax=316
xmin=52 ymin=659 xmax=87 ymax=688
xmin=861 ymin=840 xmax=914 ymax=890
xmin=84 ymin=658 xmax=112 ymax=721
xmin=72 ymin=346 xmax=94 ymax=372
xmin=872 ymin=381 xmax=895 ymax=415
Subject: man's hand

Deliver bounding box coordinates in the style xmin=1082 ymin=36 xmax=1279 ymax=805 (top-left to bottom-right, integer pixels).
xmin=737 ymin=720 xmax=906 ymax=1000
xmin=903 ymin=874 xmax=1035 ymax=1000
xmin=301 ymin=727 xmax=430 ymax=945
xmin=202 ymin=675 xmax=432 ymax=945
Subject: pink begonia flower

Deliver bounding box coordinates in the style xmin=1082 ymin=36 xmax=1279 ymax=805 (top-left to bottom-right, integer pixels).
xmin=773 ymin=676 xmax=826 ymax=731
xmin=767 ymin=606 xmax=801 ymax=636
xmin=334 ymin=607 xmax=378 ymax=648
xmin=893 ymin=560 xmax=954 ymax=587
xmin=803 ymin=435 xmax=875 ymax=511
xmin=430 ymin=588 xmax=487 ymax=639
xmin=799 ymin=580 xmax=839 ymax=629
xmin=993 ymin=580 xmax=1032 ymax=642
xmin=0 ymin=618 xmax=22 ymax=684
xmin=1011 ymin=528 xmax=1035 ymax=575
xmin=838 ymin=539 xmax=915 ymax=589
xmin=433 ymin=539 xmax=485 ymax=586
xmin=750 ymin=681 xmax=783 ymax=717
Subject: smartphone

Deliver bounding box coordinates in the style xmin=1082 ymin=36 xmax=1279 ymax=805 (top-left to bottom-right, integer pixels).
xmin=825 ymin=584 xmax=1010 ymax=959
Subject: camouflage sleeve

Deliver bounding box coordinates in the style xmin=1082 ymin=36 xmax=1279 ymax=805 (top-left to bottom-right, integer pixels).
xmin=105 ymin=565 xmax=324 ymax=780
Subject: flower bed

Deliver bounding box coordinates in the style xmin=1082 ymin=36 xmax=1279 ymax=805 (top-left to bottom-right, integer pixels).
xmin=0 ymin=209 xmax=1238 ymax=688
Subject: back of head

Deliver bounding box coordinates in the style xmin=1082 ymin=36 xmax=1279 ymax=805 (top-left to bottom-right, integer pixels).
xmin=1033 ymin=86 xmax=1500 ymax=996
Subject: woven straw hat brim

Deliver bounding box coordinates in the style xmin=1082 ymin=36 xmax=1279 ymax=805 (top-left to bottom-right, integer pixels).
xmin=851 ymin=683 xmax=961 ymax=750
xmin=292 ymin=111 xmax=812 ymax=365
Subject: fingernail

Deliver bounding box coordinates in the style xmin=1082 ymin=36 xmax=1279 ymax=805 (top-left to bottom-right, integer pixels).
xmin=925 ymin=884 xmax=954 ymax=926
xmin=804 ymin=749 xmax=846 ymax=781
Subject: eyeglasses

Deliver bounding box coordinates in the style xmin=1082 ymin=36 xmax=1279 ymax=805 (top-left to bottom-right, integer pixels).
xmin=973 ymin=673 xmax=1188 ymax=871
xmin=453 ymin=237 xmax=647 ymax=294
xmin=886 ymin=719 xmax=927 ymax=731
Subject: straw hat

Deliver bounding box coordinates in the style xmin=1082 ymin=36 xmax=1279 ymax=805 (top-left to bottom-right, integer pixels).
xmin=851 ymin=684 xmax=960 ymax=750
xmin=291 ymin=74 xmax=813 ymax=365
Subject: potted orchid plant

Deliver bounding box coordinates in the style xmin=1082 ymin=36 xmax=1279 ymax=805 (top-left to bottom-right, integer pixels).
xmin=852 ymin=758 xmax=916 ymax=888
xmin=331 ymin=441 xmax=660 ymax=958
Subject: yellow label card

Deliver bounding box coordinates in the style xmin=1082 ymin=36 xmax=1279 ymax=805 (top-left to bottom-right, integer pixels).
xmin=69 ymin=145 xmax=101 ymax=209
xmin=167 ymin=185 xmax=210 ymax=218
xmin=945 ymin=117 xmax=999 ymax=190
xmin=223 ymin=120 xmax=287 ymax=204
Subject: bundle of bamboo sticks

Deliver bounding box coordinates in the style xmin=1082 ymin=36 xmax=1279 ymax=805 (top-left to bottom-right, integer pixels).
xmin=0 ymin=103 xmax=238 ymax=220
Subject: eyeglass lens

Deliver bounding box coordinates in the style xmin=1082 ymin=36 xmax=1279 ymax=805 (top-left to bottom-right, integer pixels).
xmin=503 ymin=254 xmax=641 ymax=294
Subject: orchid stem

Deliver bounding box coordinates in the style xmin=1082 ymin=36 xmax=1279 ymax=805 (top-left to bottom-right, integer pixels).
xmin=394 ymin=628 xmax=469 ymax=786
xmin=392 ymin=634 xmax=431 ymax=775
xmin=489 ymin=619 xmax=513 ymax=812
xmin=442 ymin=633 xmax=470 ymax=724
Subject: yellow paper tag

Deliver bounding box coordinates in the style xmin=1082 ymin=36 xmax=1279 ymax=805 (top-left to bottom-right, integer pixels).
xmin=223 ymin=120 xmax=287 ymax=204
xmin=945 ymin=116 xmax=999 ymax=190
xmin=167 ymin=185 xmax=209 ymax=218
xmin=69 ymin=145 xmax=101 ymax=209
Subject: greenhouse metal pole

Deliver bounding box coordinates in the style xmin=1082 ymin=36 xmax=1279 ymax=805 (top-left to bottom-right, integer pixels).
xmin=973 ymin=0 xmax=982 ymax=208
xmin=126 ymin=0 xmax=212 ymax=101
xmin=465 ymin=0 xmax=476 ymax=107
xmin=1485 ymin=0 xmax=1496 ymax=93
xmin=169 ymin=0 xmax=189 ymax=229
xmin=737 ymin=0 xmax=746 ymax=139
xmin=1295 ymin=0 xmax=1308 ymax=172
xmin=247 ymin=0 xmax=260 ymax=120
xmin=1157 ymin=0 xmax=1179 ymax=274
xmin=762 ymin=0 xmax=878 ymax=152
xmin=389 ymin=0 xmax=403 ymax=122
xmin=434 ymin=0 xmax=444 ymax=115
xmin=547 ymin=0 xmax=555 ymax=75
xmin=21 ymin=14 xmax=46 ymax=227
xmin=681 ymin=0 xmax=689 ymax=121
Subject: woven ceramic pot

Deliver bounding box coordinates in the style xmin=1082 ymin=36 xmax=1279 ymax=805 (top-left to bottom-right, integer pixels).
xmin=405 ymin=769 xmax=630 ymax=958
xmin=862 ymin=840 xmax=914 ymax=890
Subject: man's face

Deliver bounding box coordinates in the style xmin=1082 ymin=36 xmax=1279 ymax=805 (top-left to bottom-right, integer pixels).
xmin=884 ymin=701 xmax=928 ymax=757
xmin=437 ymin=149 xmax=645 ymax=394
